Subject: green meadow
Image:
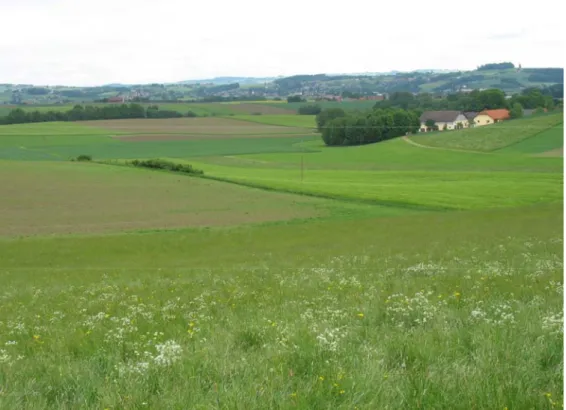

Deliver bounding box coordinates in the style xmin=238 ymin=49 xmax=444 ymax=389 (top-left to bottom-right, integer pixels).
xmin=0 ymin=108 xmax=563 ymax=409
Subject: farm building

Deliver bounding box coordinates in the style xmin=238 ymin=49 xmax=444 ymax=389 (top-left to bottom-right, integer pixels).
xmin=464 ymin=111 xmax=478 ymax=121
xmin=419 ymin=111 xmax=469 ymax=132
xmin=474 ymin=109 xmax=510 ymax=126
xmin=108 ymin=96 xmax=126 ymax=103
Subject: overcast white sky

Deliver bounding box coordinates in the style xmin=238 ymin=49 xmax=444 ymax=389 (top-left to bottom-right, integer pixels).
xmin=1 ymin=0 xmax=564 ymax=86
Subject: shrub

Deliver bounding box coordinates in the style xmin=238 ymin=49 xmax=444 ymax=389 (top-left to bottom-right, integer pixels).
xmin=126 ymin=159 xmax=204 ymax=175
xmin=251 ymin=112 xmax=263 ymax=116
xmin=186 ymin=110 xmax=197 ymax=118
xmin=73 ymin=154 xmax=92 ymax=162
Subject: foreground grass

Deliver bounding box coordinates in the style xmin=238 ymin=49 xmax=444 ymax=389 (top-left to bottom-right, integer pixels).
xmin=0 ymin=203 xmax=562 ymax=409
xmin=410 ymin=113 xmax=563 ymax=152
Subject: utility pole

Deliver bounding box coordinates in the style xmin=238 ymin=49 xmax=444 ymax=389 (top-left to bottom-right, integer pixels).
xmin=300 ymin=136 xmax=304 ymax=183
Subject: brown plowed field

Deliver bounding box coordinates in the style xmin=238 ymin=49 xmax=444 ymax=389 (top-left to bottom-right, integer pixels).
xmin=82 ymin=118 xmax=307 ymax=135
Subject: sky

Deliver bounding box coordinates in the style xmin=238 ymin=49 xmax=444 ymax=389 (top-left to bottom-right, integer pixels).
xmin=1 ymin=0 xmax=564 ymax=86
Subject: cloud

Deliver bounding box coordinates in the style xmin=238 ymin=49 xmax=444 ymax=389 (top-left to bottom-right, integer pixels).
xmin=0 ymin=0 xmax=563 ymax=86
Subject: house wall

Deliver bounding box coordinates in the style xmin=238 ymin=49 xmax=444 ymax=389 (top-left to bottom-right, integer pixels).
xmin=419 ymin=114 xmax=469 ymax=132
xmin=474 ymin=114 xmax=494 ymax=127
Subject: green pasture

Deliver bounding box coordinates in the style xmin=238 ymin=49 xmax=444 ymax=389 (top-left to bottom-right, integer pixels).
xmin=0 ymin=135 xmax=315 ymax=161
xmin=187 ymin=161 xmax=562 ymax=211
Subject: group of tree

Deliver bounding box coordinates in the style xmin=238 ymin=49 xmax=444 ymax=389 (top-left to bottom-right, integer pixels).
xmin=316 ymin=107 xmax=420 ymax=146
xmin=0 ymin=103 xmax=187 ymax=125
xmin=477 ymin=62 xmax=515 ymax=71
xmin=374 ymin=87 xmax=560 ymax=113
xmin=524 ymin=68 xmax=564 ymax=84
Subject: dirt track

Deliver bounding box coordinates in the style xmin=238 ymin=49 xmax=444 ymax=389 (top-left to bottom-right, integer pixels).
xmin=534 ymin=147 xmax=563 ymax=157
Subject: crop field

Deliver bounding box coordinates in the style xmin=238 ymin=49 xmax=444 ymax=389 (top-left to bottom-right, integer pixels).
xmin=229 ymin=115 xmax=317 ymax=128
xmin=0 ymin=112 xmax=563 ymax=409
xmin=410 ymin=113 xmax=564 ymax=152
xmin=0 ymin=161 xmax=348 ymax=236
xmin=0 ymin=119 xmax=317 ymax=161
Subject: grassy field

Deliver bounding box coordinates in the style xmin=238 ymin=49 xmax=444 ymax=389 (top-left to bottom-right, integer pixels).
xmin=0 ymin=119 xmax=316 ymax=161
xmin=0 ymin=112 xmax=563 ymax=409
xmin=0 ymin=203 xmax=562 ymax=409
xmin=410 ymin=113 xmax=563 ymax=152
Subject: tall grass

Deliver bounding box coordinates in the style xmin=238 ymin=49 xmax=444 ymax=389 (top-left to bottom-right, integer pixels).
xmin=0 ymin=204 xmax=562 ymax=409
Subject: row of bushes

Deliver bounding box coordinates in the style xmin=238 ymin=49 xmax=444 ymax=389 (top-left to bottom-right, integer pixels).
xmin=70 ymin=155 xmax=204 ymax=175
xmin=127 ymin=159 xmax=204 ymax=175
xmin=0 ymin=103 xmax=195 ymax=125
xmin=316 ymin=107 xmax=420 ymax=146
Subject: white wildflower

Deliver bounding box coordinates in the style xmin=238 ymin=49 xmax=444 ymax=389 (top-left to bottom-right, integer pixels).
xmin=153 ymin=340 xmax=183 ymax=367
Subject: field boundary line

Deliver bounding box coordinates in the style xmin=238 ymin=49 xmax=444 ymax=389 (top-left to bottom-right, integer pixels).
xmin=93 ymin=159 xmax=451 ymax=212
xmin=197 ymin=174 xmax=453 ymax=212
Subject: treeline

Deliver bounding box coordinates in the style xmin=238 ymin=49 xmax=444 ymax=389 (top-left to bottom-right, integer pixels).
xmin=478 ymin=62 xmax=515 ymax=71
xmin=316 ymin=108 xmax=420 ymax=146
xmin=374 ymin=87 xmax=560 ymax=112
xmin=0 ymin=103 xmax=187 ymax=125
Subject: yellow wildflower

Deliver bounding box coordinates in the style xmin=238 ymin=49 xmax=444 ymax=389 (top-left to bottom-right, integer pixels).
xmin=318 ymin=376 xmax=324 ymax=381
xmin=290 ymin=392 xmax=297 ymax=398
xmin=357 ymin=313 xmax=364 ymax=318
xmin=339 ymin=390 xmax=345 ymax=395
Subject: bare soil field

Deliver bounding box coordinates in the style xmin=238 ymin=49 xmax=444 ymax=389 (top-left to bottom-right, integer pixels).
xmin=0 ymin=161 xmax=328 ymax=236
xmin=82 ymin=118 xmax=306 ymax=135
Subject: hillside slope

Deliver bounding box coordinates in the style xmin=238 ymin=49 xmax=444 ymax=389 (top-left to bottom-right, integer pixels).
xmin=409 ymin=114 xmax=563 ymax=152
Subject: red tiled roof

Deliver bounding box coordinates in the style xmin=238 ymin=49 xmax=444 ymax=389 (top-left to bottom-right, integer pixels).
xmin=479 ymin=109 xmax=510 ymax=120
